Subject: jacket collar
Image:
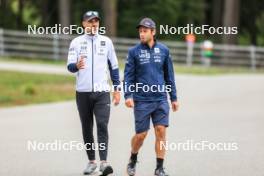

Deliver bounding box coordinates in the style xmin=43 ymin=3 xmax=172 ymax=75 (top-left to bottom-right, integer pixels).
xmin=140 ymin=39 xmax=157 ymax=49
xmin=84 ymin=33 xmax=99 ymax=40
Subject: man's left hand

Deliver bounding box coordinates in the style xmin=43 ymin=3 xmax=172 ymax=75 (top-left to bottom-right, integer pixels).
xmin=112 ymin=91 xmax=120 ymax=106
xmin=171 ymin=101 xmax=179 ymax=112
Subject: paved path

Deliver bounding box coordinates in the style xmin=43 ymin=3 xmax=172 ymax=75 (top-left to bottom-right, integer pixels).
xmin=0 ymin=74 xmax=264 ymax=176
xmin=0 ymin=61 xmax=70 ymax=75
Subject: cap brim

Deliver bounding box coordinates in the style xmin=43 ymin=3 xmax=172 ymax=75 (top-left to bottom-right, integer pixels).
xmin=83 ymin=16 xmax=100 ymax=21
xmin=136 ymin=24 xmax=154 ymax=29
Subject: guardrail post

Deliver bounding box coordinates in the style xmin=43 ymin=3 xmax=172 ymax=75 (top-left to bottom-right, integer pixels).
xmin=53 ymin=34 xmax=59 ymax=60
xmin=0 ymin=28 xmax=4 ymax=56
xmin=250 ymin=45 xmax=256 ymax=71
xmin=186 ymin=42 xmax=193 ymax=66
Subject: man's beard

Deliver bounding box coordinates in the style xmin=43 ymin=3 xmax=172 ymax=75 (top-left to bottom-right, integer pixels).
xmin=85 ymin=27 xmax=98 ymax=35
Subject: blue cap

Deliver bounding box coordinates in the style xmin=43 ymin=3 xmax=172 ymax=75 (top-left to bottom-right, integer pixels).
xmin=83 ymin=11 xmax=100 ymax=21
xmin=136 ymin=17 xmax=156 ymax=29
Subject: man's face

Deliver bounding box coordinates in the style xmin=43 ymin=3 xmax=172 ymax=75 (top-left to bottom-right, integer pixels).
xmin=82 ymin=18 xmax=99 ymax=35
xmin=138 ymin=26 xmax=155 ymax=43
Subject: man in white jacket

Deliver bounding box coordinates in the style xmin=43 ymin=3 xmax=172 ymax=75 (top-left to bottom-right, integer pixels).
xmin=67 ymin=11 xmax=120 ymax=176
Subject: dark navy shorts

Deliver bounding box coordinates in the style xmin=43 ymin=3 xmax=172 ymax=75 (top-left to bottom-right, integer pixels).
xmin=133 ymin=100 xmax=170 ymax=134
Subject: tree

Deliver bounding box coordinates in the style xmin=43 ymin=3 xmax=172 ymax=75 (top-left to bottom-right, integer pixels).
xmin=117 ymin=0 xmax=205 ymax=39
xmin=102 ymin=0 xmax=117 ymax=36
xmin=211 ymin=0 xmax=222 ymax=27
xmin=58 ymin=0 xmax=71 ymax=27
xmin=240 ymin=0 xmax=264 ymax=45
xmin=222 ymin=0 xmax=240 ymax=44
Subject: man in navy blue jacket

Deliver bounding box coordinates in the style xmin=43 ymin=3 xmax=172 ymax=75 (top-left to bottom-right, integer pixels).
xmin=124 ymin=17 xmax=179 ymax=176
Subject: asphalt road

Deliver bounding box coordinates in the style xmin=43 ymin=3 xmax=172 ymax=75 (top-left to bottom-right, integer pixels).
xmin=0 ymin=74 xmax=263 ymax=176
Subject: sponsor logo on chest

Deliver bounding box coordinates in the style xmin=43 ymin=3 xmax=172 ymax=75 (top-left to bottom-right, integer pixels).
xmin=97 ymin=40 xmax=107 ymax=56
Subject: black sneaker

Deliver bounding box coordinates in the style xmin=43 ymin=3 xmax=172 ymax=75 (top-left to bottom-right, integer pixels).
xmin=127 ymin=159 xmax=137 ymax=176
xmin=99 ymin=162 xmax=113 ymax=176
xmin=154 ymin=167 xmax=169 ymax=176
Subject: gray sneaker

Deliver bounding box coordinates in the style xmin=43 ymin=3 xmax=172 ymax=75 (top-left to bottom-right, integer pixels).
xmin=127 ymin=159 xmax=137 ymax=176
xmin=83 ymin=162 xmax=97 ymax=175
xmin=154 ymin=167 xmax=169 ymax=176
xmin=99 ymin=162 xmax=113 ymax=176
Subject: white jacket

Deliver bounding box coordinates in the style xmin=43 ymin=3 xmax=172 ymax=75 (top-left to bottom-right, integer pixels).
xmin=67 ymin=34 xmax=120 ymax=92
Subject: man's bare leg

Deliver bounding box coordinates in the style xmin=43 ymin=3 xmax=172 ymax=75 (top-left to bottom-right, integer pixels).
xmin=131 ymin=131 xmax=148 ymax=153
xmin=154 ymin=125 xmax=166 ymax=170
xmin=127 ymin=131 xmax=148 ymax=175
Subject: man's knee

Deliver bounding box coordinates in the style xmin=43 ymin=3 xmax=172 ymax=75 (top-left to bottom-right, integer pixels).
xmin=155 ymin=125 xmax=166 ymax=140
xmin=135 ymin=131 xmax=148 ymax=142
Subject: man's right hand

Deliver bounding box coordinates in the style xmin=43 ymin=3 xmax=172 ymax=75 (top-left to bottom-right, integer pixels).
xmin=76 ymin=56 xmax=85 ymax=69
xmin=125 ymin=98 xmax=134 ymax=108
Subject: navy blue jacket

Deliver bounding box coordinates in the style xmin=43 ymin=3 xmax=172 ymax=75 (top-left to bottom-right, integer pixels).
xmin=124 ymin=41 xmax=177 ymax=102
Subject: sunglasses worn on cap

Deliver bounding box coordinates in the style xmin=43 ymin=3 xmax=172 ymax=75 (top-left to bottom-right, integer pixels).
xmin=85 ymin=11 xmax=99 ymax=17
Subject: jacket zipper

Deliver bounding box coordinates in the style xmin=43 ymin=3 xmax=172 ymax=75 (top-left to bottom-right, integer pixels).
xmin=92 ymin=38 xmax=94 ymax=92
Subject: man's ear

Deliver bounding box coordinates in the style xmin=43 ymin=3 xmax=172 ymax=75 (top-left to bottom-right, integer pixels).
xmin=152 ymin=29 xmax=156 ymax=36
xmin=82 ymin=21 xmax=86 ymax=28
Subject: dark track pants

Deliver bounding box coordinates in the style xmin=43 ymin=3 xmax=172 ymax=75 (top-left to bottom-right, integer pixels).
xmin=76 ymin=91 xmax=110 ymax=161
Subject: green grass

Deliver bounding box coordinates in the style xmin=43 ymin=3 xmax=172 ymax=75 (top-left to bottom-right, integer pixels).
xmin=174 ymin=65 xmax=264 ymax=75
xmin=0 ymin=71 xmax=75 ymax=107
xmin=0 ymin=56 xmax=66 ymax=65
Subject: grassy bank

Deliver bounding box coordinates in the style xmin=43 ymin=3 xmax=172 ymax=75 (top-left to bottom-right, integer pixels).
xmin=0 ymin=70 xmax=75 ymax=107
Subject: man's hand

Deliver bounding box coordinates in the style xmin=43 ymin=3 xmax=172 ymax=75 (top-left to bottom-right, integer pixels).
xmin=112 ymin=91 xmax=120 ymax=106
xmin=171 ymin=101 xmax=179 ymax=112
xmin=125 ymin=98 xmax=134 ymax=108
xmin=76 ymin=56 xmax=85 ymax=69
